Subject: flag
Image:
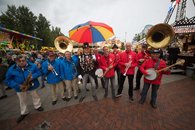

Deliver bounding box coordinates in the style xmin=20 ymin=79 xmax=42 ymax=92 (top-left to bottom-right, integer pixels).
xmin=168 ymin=1 xmax=176 ymax=13
xmin=176 ymin=0 xmax=181 ymax=4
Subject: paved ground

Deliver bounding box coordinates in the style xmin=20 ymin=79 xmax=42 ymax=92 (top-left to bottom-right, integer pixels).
xmin=0 ymin=73 xmax=194 ymax=130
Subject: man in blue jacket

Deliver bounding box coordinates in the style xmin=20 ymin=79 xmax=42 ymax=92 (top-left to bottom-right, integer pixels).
xmin=5 ymin=55 xmax=44 ymax=123
xmin=61 ymin=51 xmax=79 ymax=101
xmin=42 ymin=51 xmax=65 ymax=105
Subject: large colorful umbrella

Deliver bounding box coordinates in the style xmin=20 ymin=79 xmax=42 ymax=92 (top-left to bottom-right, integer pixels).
xmin=69 ymin=21 xmax=114 ymax=43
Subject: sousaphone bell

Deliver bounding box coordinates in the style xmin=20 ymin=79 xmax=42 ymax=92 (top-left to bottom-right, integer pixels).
xmin=54 ymin=36 xmax=73 ymax=53
xmin=146 ymin=23 xmax=174 ymax=49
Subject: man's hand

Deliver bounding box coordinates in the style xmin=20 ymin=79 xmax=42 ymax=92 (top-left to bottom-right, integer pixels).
xmin=78 ymin=75 xmax=82 ymax=79
xmin=48 ymin=65 xmax=54 ymax=71
xmin=20 ymin=84 xmax=27 ymax=92
xmin=125 ymin=62 xmax=131 ymax=68
xmin=108 ymin=65 xmax=113 ymax=69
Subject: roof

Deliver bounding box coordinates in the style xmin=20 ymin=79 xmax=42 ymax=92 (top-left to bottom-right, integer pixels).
xmin=0 ymin=26 xmax=43 ymax=41
xmin=172 ymin=17 xmax=195 ymax=33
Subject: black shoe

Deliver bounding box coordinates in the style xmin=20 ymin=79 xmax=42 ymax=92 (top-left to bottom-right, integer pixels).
xmin=115 ymin=93 xmax=122 ymax=98
xmin=86 ymin=88 xmax=90 ymax=91
xmin=139 ymin=99 xmax=145 ymax=104
xmin=41 ymin=84 xmax=45 ymax=89
xmin=5 ymin=87 xmax=12 ymax=90
xmin=93 ymin=95 xmax=98 ymax=101
xmin=66 ymin=97 xmax=71 ymax=102
xmin=104 ymin=94 xmax=108 ymax=98
xmin=79 ymin=97 xmax=85 ymax=103
xmin=150 ymin=101 xmax=157 ymax=109
xmin=52 ymin=100 xmax=57 ymax=105
xmin=129 ymin=97 xmax=134 ymax=102
xmin=62 ymin=97 xmax=67 ymax=101
xmin=36 ymin=107 xmax=44 ymax=111
xmin=0 ymin=95 xmax=7 ymax=100
xmin=134 ymin=87 xmax=140 ymax=91
xmin=16 ymin=114 xmax=28 ymax=123
xmin=74 ymin=96 xmax=78 ymax=99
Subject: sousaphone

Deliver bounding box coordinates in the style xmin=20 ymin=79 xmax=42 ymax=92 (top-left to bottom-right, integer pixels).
xmin=54 ymin=36 xmax=73 ymax=53
xmin=144 ymin=23 xmax=185 ymax=80
xmin=146 ymin=23 xmax=174 ymax=49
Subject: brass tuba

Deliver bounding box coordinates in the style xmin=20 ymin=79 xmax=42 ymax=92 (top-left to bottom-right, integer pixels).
xmin=146 ymin=23 xmax=174 ymax=49
xmin=54 ymin=36 xmax=73 ymax=53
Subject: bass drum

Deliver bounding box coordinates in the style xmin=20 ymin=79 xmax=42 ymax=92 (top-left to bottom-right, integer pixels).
xmin=145 ymin=68 xmax=158 ymax=80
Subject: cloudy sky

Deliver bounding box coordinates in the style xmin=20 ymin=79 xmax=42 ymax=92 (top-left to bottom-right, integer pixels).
xmin=0 ymin=0 xmax=194 ymax=41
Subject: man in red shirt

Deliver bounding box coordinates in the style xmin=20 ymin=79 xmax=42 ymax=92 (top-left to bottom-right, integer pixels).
xmin=93 ymin=46 xmax=105 ymax=89
xmin=116 ymin=42 xmax=137 ymax=102
xmin=139 ymin=49 xmax=170 ymax=109
xmin=134 ymin=44 xmax=150 ymax=90
xmin=99 ymin=46 xmax=117 ymax=99
xmin=111 ymin=44 xmax=121 ymax=86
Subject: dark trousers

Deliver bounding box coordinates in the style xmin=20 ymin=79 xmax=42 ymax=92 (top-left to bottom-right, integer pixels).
xmin=115 ymin=67 xmax=120 ymax=86
xmin=104 ymin=76 xmax=116 ymax=99
xmin=140 ymin=83 xmax=160 ymax=104
xmin=95 ymin=76 xmax=105 ymax=88
xmin=135 ymin=69 xmax=143 ymax=89
xmin=117 ymin=74 xmax=134 ymax=98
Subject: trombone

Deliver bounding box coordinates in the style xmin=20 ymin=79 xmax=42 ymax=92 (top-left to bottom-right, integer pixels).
xmin=123 ymin=56 xmax=132 ymax=76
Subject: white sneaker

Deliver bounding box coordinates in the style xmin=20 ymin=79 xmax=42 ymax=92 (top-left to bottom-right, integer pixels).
xmin=116 ymin=93 xmax=122 ymax=98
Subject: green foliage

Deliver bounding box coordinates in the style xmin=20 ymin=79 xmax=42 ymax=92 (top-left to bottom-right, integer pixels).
xmin=120 ymin=42 xmax=125 ymax=50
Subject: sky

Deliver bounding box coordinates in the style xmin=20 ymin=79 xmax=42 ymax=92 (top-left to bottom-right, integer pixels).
xmin=0 ymin=0 xmax=194 ymax=42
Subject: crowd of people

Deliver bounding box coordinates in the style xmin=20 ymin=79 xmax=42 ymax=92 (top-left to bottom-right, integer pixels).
xmin=0 ymin=42 xmax=173 ymax=123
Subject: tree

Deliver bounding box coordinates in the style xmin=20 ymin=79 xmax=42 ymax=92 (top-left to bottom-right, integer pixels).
xmin=35 ymin=14 xmax=51 ymax=46
xmin=0 ymin=5 xmax=37 ymax=35
xmin=0 ymin=5 xmax=18 ymax=29
xmin=16 ymin=5 xmax=37 ymax=35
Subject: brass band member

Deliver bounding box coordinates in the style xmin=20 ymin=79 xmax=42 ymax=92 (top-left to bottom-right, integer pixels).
xmin=61 ymin=51 xmax=79 ymax=101
xmin=78 ymin=42 xmax=98 ymax=102
xmin=134 ymin=44 xmax=150 ymax=90
xmin=5 ymin=55 xmax=44 ymax=123
xmin=139 ymin=49 xmax=170 ymax=109
xmin=99 ymin=46 xmax=117 ymax=99
xmin=111 ymin=44 xmax=121 ymax=86
xmin=116 ymin=42 xmax=137 ymax=102
xmin=42 ymin=51 xmax=65 ymax=105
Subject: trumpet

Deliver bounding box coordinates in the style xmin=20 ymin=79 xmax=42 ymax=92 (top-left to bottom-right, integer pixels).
xmin=123 ymin=56 xmax=132 ymax=76
xmin=48 ymin=62 xmax=58 ymax=76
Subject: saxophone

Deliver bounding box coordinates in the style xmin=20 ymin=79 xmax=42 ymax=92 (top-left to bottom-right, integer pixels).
xmin=21 ymin=72 xmax=33 ymax=92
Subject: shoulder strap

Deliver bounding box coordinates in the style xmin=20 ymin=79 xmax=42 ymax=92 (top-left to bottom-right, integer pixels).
xmin=154 ymin=59 xmax=160 ymax=70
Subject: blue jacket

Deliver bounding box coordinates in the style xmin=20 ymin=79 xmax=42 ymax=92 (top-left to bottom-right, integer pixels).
xmin=42 ymin=59 xmax=63 ymax=84
xmin=61 ymin=56 xmax=78 ymax=80
xmin=4 ymin=62 xmax=41 ymax=92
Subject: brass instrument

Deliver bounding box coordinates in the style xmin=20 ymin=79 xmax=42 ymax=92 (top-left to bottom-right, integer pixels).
xmin=21 ymin=72 xmax=33 ymax=92
xmin=48 ymin=62 xmax=58 ymax=76
xmin=123 ymin=56 xmax=132 ymax=76
xmin=54 ymin=36 xmax=73 ymax=53
xmin=146 ymin=23 xmax=174 ymax=49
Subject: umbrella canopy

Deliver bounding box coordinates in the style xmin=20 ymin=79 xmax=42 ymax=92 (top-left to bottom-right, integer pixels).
xmin=69 ymin=21 xmax=114 ymax=43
